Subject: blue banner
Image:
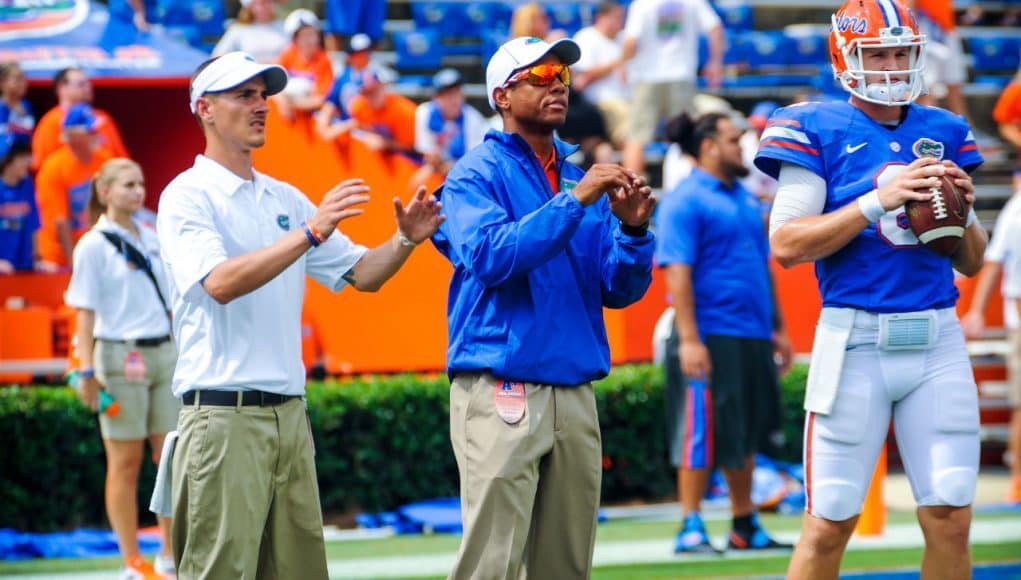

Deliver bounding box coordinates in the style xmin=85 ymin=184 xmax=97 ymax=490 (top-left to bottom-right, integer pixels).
xmin=0 ymin=0 xmax=208 ymax=80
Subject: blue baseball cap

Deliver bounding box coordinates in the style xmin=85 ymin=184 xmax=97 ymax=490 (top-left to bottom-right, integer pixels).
xmin=62 ymin=103 xmax=98 ymax=132
xmin=0 ymin=133 xmax=31 ymax=166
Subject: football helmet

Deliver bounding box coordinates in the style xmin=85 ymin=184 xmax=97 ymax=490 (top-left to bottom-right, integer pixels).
xmin=830 ymin=0 xmax=927 ymax=106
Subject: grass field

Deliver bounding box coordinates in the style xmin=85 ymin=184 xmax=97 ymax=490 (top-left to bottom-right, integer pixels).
xmin=2 ymin=511 xmax=1019 ymax=578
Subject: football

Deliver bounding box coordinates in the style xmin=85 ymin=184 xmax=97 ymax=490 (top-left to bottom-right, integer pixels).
xmin=905 ymin=174 xmax=968 ymax=257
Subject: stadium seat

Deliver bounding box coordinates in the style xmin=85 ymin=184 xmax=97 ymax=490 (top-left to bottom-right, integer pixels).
xmin=480 ymin=29 xmax=508 ymax=64
xmin=411 ymin=2 xmax=468 ymax=38
xmin=740 ymin=31 xmax=789 ymax=69
xmin=547 ymin=3 xmax=588 ymax=36
xmin=968 ymin=36 xmax=1021 ymax=73
xmin=392 ymin=29 xmax=445 ymax=70
xmin=785 ymin=30 xmax=829 ymax=67
xmin=156 ymin=0 xmax=225 ymax=51
xmin=465 ymin=2 xmax=512 ymax=36
xmin=713 ymin=0 xmax=754 ymax=32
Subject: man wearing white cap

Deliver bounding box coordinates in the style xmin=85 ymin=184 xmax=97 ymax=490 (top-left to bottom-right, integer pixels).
xmin=433 ymin=37 xmax=656 ymax=578
xmin=157 ymin=51 xmax=443 ymax=579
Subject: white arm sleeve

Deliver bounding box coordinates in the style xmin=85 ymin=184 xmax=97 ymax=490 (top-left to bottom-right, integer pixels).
xmin=769 ymin=162 xmax=827 ymax=239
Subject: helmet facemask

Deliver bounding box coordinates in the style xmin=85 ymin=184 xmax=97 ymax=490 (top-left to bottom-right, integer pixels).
xmin=831 ymin=14 xmax=927 ymax=106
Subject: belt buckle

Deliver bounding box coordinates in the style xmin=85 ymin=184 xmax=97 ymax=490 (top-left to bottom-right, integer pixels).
xmin=258 ymin=391 xmax=268 ymax=406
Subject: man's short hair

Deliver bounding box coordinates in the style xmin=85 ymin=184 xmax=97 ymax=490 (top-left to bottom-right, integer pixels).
xmin=595 ymin=0 xmax=621 ymax=17
xmin=53 ymin=66 xmax=81 ymax=88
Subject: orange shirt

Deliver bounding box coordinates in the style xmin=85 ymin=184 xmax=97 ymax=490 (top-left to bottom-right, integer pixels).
xmin=993 ymin=80 xmax=1021 ymax=126
xmin=536 ymin=150 xmax=558 ymax=193
xmin=915 ymin=0 xmax=955 ymax=32
xmin=276 ymin=45 xmax=334 ymax=99
xmin=35 ymin=145 xmax=114 ymax=266
xmin=31 ymin=105 xmax=128 ymax=171
xmin=349 ymin=92 xmax=418 ymax=152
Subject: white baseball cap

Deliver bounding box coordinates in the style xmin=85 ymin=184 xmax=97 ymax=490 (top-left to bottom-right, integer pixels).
xmin=350 ymin=33 xmax=372 ymax=52
xmin=485 ymin=36 xmax=581 ymax=111
xmin=189 ymin=51 xmax=288 ymax=113
xmin=284 ymin=8 xmax=319 ymax=37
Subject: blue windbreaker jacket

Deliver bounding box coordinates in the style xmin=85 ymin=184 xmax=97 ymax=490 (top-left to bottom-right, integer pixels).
xmin=432 ymin=130 xmax=655 ymax=385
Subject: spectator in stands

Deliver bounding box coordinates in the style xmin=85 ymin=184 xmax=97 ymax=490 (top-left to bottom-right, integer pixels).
xmin=275 ymin=10 xmax=334 ymax=123
xmin=572 ymin=1 xmax=629 ymax=148
xmin=994 ymin=67 xmax=1021 ymax=190
xmin=620 ymin=0 xmax=724 ymax=177
xmin=741 ymin=101 xmax=780 ymax=222
xmin=0 ymin=134 xmax=39 ymax=273
xmin=324 ymin=0 xmax=386 ymax=52
xmin=909 ymin=0 xmax=970 ymax=118
xmin=36 ymin=104 xmax=115 ymax=270
xmin=0 ymin=62 xmax=35 ymax=139
xmin=411 ymin=69 xmax=487 ymax=188
xmin=962 ymin=191 xmax=1021 ymax=504
xmin=211 ymin=0 xmax=289 ymax=63
xmin=510 ymin=3 xmax=567 ymax=42
xmin=348 ymin=67 xmax=418 ymax=156
xmin=656 ymin=111 xmax=791 ymax=555
xmin=32 ymin=67 xmax=128 ymax=171
xmin=316 ymin=33 xmax=375 ymax=143
xmin=65 ymin=157 xmax=178 ymax=580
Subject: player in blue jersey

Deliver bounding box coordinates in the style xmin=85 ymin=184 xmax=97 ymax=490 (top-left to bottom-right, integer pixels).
xmin=755 ymin=0 xmax=987 ymax=578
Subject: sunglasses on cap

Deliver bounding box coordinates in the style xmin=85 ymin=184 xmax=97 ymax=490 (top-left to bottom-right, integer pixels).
xmin=503 ymin=64 xmax=571 ymax=88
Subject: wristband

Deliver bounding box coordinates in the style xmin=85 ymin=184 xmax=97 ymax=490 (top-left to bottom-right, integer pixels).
xmin=620 ymin=220 xmax=649 ymax=237
xmin=301 ymin=222 xmax=320 ymax=248
xmin=966 ymin=207 xmax=977 ymax=227
xmin=306 ymin=221 xmax=328 ymax=244
xmin=80 ymin=368 xmax=95 ymax=380
xmin=857 ymin=190 xmax=886 ymax=223
xmin=397 ymin=230 xmax=417 ymax=248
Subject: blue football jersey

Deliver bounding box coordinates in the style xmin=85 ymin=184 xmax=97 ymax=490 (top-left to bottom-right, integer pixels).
xmin=754 ymin=100 xmax=983 ymax=313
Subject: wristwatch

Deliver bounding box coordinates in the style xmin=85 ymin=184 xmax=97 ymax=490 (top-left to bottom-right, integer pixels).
xmin=620 ymin=221 xmax=650 ymax=237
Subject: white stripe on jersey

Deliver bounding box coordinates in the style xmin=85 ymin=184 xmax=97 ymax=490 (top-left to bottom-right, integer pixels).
xmin=878 ymin=0 xmax=901 ymax=27
xmin=761 ymin=126 xmax=812 ymax=145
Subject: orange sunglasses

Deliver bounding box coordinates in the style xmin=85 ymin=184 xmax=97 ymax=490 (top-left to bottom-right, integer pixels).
xmin=504 ymin=64 xmax=571 ymax=88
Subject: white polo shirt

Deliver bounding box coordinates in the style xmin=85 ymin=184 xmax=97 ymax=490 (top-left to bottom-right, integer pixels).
xmin=623 ymin=0 xmax=720 ymax=83
xmin=986 ymin=194 xmax=1021 ymax=329
xmin=66 ymin=216 xmax=172 ymax=340
xmin=156 ymin=155 xmax=367 ymax=396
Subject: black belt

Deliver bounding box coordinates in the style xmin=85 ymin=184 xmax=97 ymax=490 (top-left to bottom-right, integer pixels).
xmin=182 ymin=390 xmax=301 ymax=407
xmin=98 ymin=335 xmax=172 ymax=347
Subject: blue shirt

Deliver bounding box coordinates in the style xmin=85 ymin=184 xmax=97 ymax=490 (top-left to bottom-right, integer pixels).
xmin=655 ymin=168 xmax=774 ymax=340
xmin=0 ymin=177 xmax=40 ymax=271
xmin=0 ymin=99 xmax=35 ymax=139
xmin=432 ymin=130 xmax=655 ymax=385
xmin=755 ymin=101 xmax=984 ymax=313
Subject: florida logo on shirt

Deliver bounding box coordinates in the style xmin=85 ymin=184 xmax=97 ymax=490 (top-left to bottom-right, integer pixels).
xmin=277 ymin=214 xmax=290 ymax=230
xmin=912 ymin=138 xmax=944 ymax=160
xmin=0 ymin=0 xmax=88 ymax=41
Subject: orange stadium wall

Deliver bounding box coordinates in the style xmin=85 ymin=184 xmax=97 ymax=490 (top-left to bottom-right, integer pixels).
xmin=4 ymin=86 xmax=1004 ymax=375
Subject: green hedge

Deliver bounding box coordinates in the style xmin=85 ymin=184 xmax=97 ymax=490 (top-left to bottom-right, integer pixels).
xmin=0 ymin=364 xmax=808 ymax=531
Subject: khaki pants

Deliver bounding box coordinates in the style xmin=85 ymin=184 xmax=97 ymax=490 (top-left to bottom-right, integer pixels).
xmin=628 ymin=80 xmax=695 ymax=144
xmin=94 ymin=339 xmax=179 ymax=440
xmin=449 ymin=374 xmax=602 ymax=580
xmin=171 ymin=396 xmax=327 ymax=580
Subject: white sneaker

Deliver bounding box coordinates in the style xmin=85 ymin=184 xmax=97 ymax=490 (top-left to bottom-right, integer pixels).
xmin=154 ymin=553 xmax=176 ymax=578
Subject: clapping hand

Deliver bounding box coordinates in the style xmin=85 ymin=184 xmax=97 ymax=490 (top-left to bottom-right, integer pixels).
xmin=394 ymin=186 xmax=444 ymax=245
xmin=609 ymin=171 xmax=655 ymax=228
